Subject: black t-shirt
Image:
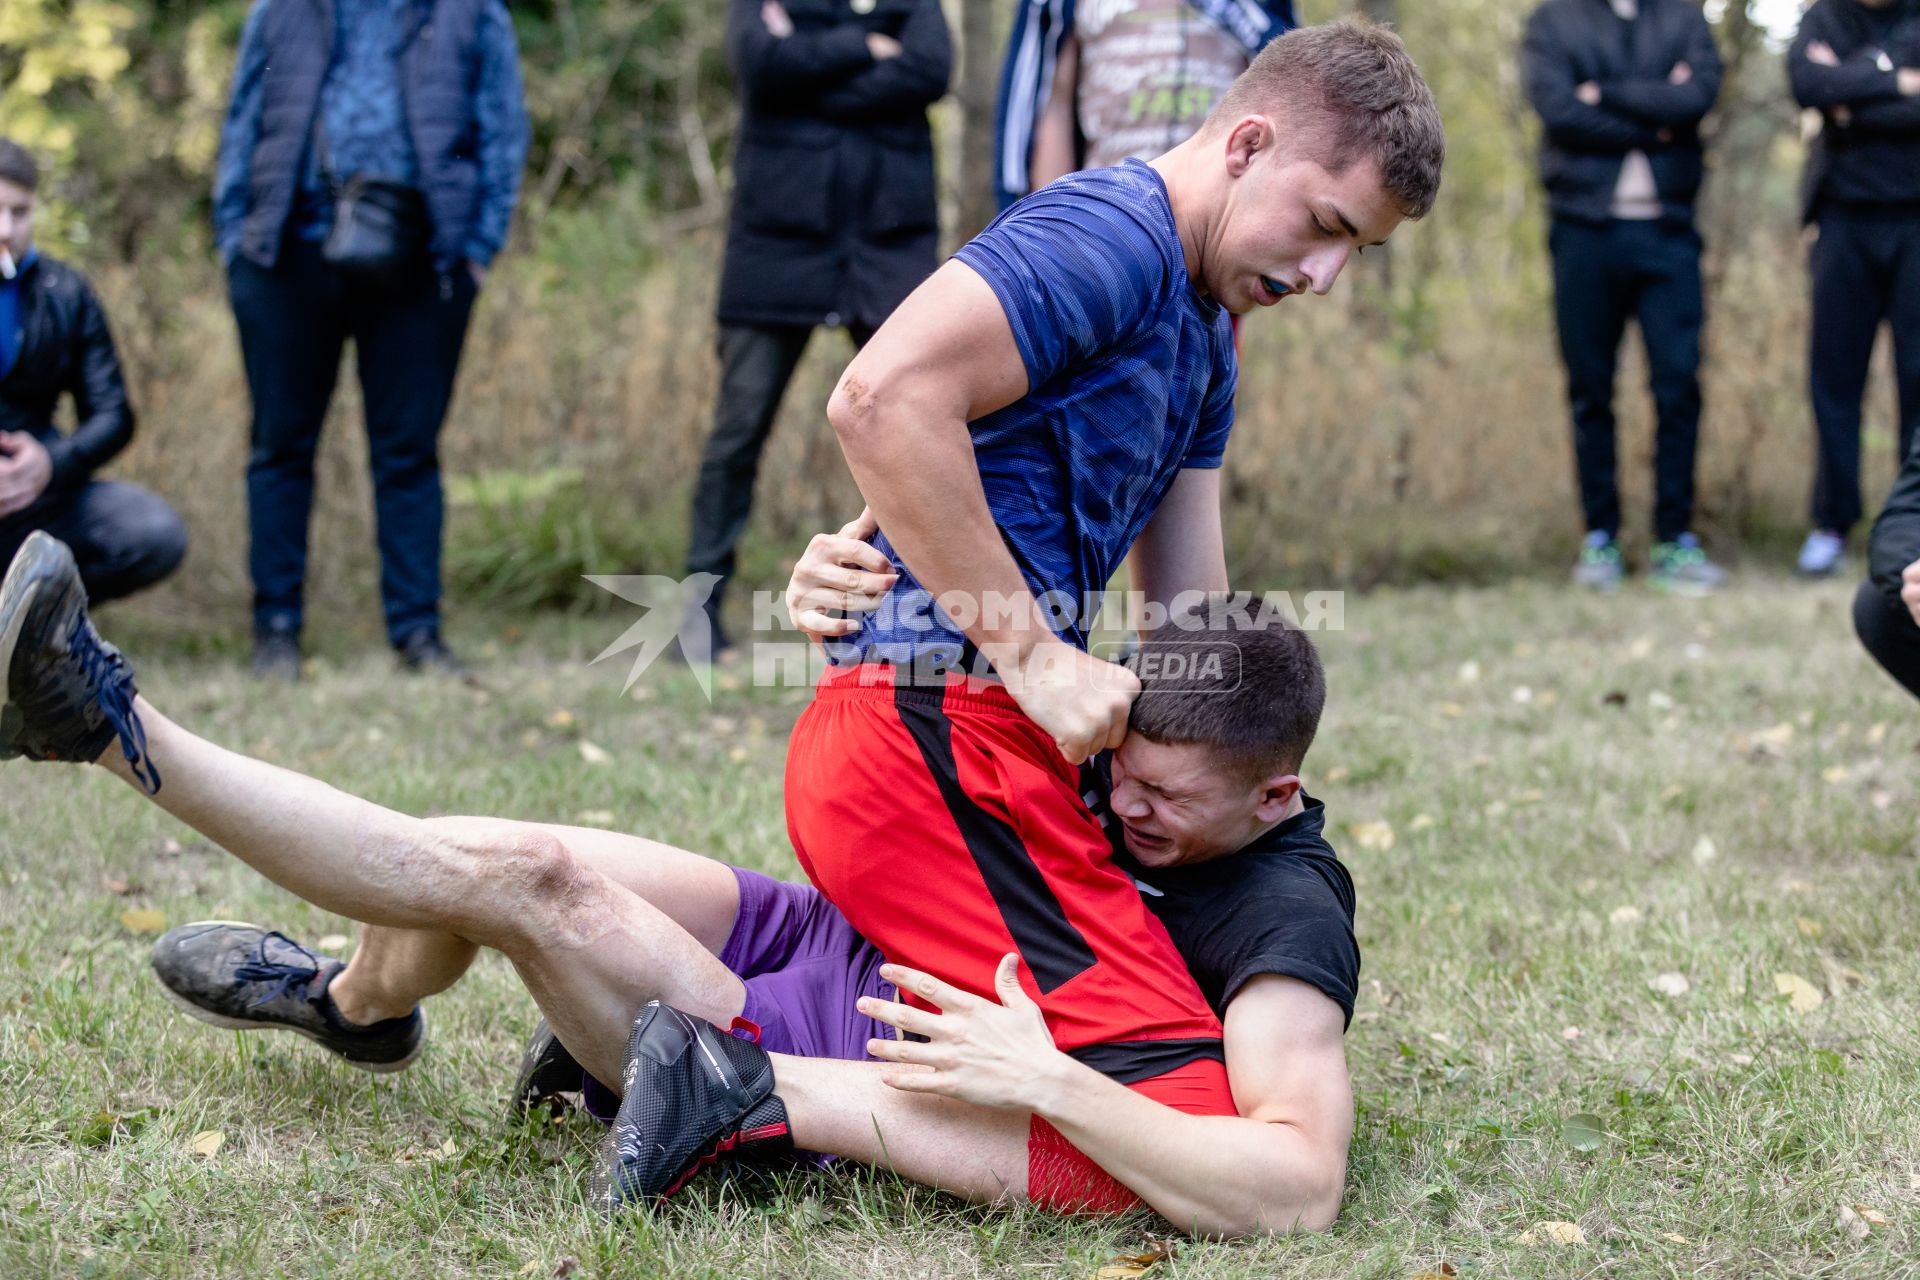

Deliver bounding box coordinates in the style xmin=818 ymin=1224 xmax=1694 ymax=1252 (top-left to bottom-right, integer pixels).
xmin=1081 ymin=761 xmax=1361 ymax=1027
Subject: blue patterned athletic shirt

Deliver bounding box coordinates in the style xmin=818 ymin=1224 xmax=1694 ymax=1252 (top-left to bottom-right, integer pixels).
xmin=832 ymin=158 xmax=1237 ymax=674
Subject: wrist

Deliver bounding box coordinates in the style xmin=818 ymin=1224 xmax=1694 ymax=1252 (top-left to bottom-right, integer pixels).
xmin=1022 ymin=1048 xmax=1088 ymax=1118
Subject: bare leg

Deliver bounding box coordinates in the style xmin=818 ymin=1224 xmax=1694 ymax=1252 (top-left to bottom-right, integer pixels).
xmin=96 ymin=696 xmax=743 ymax=1084
xmin=331 ymin=825 xmax=742 ymax=1026
xmin=773 ymin=1055 xmax=1030 ymax=1203
xmin=93 ymin=699 xmax=1037 ymax=1203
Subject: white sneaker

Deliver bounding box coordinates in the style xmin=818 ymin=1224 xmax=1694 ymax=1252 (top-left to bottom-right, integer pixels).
xmin=1796 ymin=530 xmax=1845 ymax=577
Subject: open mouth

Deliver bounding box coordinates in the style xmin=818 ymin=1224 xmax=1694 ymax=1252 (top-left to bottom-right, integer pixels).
xmin=1256 ymin=275 xmax=1290 ymax=306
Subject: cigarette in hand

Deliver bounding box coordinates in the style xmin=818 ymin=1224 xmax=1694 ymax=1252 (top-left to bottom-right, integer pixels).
xmin=0 ymin=248 xmax=15 ymax=280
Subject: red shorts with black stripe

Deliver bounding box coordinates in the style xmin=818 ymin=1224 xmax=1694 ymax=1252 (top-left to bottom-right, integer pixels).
xmin=784 ymin=664 xmax=1233 ymax=1100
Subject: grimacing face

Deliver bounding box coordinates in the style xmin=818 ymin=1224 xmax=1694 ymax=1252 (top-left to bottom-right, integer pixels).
xmin=1200 ymin=115 xmax=1405 ymax=315
xmin=1107 ymin=733 xmax=1302 ymax=869
xmin=0 ymin=177 xmax=34 ymax=264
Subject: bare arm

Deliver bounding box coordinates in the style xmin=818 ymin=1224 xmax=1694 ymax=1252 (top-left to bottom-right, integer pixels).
xmin=865 ymin=960 xmax=1352 ymax=1238
xmin=1028 ymin=32 xmax=1080 ymax=189
xmin=1126 ymin=467 xmax=1227 ymax=631
xmin=827 ymin=260 xmax=1139 ymax=762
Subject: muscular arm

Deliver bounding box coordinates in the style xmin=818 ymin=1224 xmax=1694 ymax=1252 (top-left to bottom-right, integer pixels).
xmin=868 ymin=963 xmax=1352 ymax=1238
xmin=827 ymin=260 xmax=1040 ymax=655
xmin=1126 ymin=467 xmax=1227 ymax=628
xmin=1025 ymin=976 xmax=1351 ymax=1235
xmin=828 ymin=261 xmax=1137 ymax=758
xmin=1028 ymin=32 xmax=1080 ymax=189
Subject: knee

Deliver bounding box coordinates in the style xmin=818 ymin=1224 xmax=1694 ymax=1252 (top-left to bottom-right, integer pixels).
xmin=421 ymin=820 xmax=597 ymax=941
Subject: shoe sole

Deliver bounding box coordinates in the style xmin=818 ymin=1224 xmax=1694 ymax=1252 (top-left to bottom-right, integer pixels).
xmin=153 ymin=922 xmax=427 ymax=1075
xmin=0 ymin=531 xmax=65 ymax=710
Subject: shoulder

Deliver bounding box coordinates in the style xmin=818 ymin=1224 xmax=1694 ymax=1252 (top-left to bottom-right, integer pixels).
xmin=982 ymin=164 xmax=1182 ymax=284
xmin=28 ymin=256 xmax=95 ymax=305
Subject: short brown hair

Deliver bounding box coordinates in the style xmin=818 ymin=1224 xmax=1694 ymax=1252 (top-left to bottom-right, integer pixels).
xmin=0 ymin=138 xmax=39 ymax=192
xmin=1126 ymin=595 xmax=1328 ymax=781
xmin=1208 ymin=18 xmax=1444 ymax=220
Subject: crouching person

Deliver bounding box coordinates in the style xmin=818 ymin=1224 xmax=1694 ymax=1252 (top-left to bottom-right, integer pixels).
xmin=0 ymin=138 xmax=186 ymax=602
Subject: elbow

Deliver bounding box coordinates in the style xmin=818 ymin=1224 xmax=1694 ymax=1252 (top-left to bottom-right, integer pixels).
xmin=827 ymin=364 xmax=894 ymax=457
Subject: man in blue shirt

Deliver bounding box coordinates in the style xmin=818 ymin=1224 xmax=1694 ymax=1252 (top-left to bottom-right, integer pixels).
xmin=773 ymin=16 xmax=1441 ymax=1224
xmin=0 ymin=139 xmax=186 ymax=604
xmin=214 ymin=0 xmax=529 ymax=679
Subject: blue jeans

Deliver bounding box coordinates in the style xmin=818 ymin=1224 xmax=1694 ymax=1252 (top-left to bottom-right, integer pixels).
xmin=1549 ymin=217 xmax=1705 ymax=543
xmin=229 ymin=237 xmax=476 ymax=646
xmin=0 ymin=479 xmax=188 ymax=603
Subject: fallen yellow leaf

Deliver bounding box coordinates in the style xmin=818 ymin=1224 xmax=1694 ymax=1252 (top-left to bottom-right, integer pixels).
xmin=118 ymin=909 xmax=166 ymax=936
xmin=1609 ymin=905 xmax=1643 ymax=926
xmin=1409 ymin=813 xmax=1437 ymax=832
xmin=1349 ymin=821 xmax=1395 ymax=851
xmin=577 ymin=740 xmax=611 ymax=765
xmin=189 ymin=1129 xmax=224 ymax=1159
xmin=1796 ymin=917 xmax=1823 ymax=940
xmin=1775 ymin=972 xmax=1824 ymax=1014
xmin=1659 ymin=1232 xmax=1692 ymax=1244
xmin=1518 ymin=1220 xmax=1587 ymax=1246
xmin=1821 ymin=764 xmax=1851 ymax=785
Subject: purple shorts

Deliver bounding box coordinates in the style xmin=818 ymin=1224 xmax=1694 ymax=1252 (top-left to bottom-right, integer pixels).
xmin=723 ymin=866 xmax=897 ymax=1062
xmin=577 ymin=867 xmax=893 ymax=1124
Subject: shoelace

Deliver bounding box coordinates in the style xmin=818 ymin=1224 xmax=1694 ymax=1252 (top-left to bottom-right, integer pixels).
xmin=70 ymin=614 xmax=161 ymax=795
xmin=232 ymin=931 xmax=324 ymax=1009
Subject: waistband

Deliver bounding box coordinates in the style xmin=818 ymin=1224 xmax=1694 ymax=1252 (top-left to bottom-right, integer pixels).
xmin=814 ymin=661 xmax=1024 ymax=715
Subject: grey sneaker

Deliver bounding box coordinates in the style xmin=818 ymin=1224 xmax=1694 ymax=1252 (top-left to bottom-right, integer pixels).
xmin=1796 ymin=529 xmax=1845 ymax=577
xmin=1650 ymin=534 xmax=1728 ymax=597
xmin=0 ymin=532 xmax=158 ymax=792
xmin=1572 ymin=531 xmax=1625 ymax=592
xmin=150 ymin=922 xmax=425 ymax=1073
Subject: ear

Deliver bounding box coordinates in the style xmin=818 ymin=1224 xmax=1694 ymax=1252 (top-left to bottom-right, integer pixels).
xmin=1253 ymin=773 xmax=1301 ymax=824
xmin=1223 ymin=115 xmax=1275 ymax=178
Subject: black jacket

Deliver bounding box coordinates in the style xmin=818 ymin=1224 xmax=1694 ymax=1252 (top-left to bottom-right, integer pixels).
xmin=1521 ymin=0 xmax=1722 ymax=225
xmin=1789 ymin=0 xmax=1920 ymax=222
xmin=1869 ymin=440 xmax=1920 ymax=605
xmin=717 ymin=0 xmax=951 ymax=330
xmin=0 ymin=254 xmax=135 ymax=492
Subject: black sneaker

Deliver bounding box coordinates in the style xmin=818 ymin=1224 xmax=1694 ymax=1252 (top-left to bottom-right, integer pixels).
xmin=150 ymin=921 xmax=426 ymax=1073
xmin=593 ymin=1002 xmax=793 ymax=1210
xmin=250 ymin=618 xmax=302 ymax=683
xmin=395 ymin=629 xmax=467 ymax=677
xmin=512 ymin=1017 xmax=586 ymax=1117
xmin=0 ymin=532 xmax=159 ymax=793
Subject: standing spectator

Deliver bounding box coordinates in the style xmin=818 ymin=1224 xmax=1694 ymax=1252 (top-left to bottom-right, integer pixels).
xmin=0 ymin=138 xmax=186 ymax=603
xmin=994 ymin=0 xmax=1296 ymax=209
xmin=1856 ymin=433 xmax=1920 ymax=696
xmin=214 ymin=0 xmax=529 ymax=680
xmin=1789 ymin=0 xmax=1920 ymax=578
xmin=1522 ymin=0 xmax=1726 ymax=595
xmin=684 ymin=0 xmax=951 ymax=659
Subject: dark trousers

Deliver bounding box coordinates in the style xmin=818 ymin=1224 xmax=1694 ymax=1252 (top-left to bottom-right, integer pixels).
xmin=686 ymin=322 xmax=873 ymax=601
xmin=229 ymin=238 xmax=477 ymax=645
xmin=1809 ymin=211 xmax=1920 ymax=535
xmin=1853 ymin=577 xmax=1920 ymax=699
xmin=1549 ymin=217 xmax=1705 ymax=543
xmin=0 ymin=479 xmax=188 ymax=604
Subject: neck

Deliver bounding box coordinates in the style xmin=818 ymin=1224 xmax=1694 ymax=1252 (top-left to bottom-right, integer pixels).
xmin=1150 ymin=141 xmax=1211 ymax=292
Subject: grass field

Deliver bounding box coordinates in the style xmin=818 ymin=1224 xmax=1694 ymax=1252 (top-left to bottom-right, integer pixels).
xmin=3 ymin=571 xmax=1918 ymax=1278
